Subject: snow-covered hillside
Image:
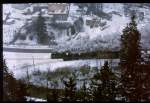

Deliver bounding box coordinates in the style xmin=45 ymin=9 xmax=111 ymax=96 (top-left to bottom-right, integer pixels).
xmin=3 ymin=3 xmax=150 ymax=51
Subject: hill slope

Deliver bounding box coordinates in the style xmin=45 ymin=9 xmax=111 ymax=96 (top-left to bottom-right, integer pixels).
xmin=3 ymin=3 xmax=150 ymax=52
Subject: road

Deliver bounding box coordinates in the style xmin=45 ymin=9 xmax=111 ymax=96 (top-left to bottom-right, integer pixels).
xmin=3 ymin=47 xmax=53 ymax=53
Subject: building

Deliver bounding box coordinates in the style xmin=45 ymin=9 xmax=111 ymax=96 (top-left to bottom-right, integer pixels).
xmin=31 ymin=3 xmax=69 ymax=21
xmin=47 ymin=3 xmax=69 ymax=21
xmin=11 ymin=3 xmax=69 ymax=21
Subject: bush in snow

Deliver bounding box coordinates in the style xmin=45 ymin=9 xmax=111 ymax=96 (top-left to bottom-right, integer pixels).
xmin=19 ymin=34 xmax=26 ymax=40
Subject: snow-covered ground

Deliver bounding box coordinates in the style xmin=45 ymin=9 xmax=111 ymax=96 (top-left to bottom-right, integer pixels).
xmin=3 ymin=4 xmax=27 ymax=43
xmin=3 ymin=44 xmax=53 ymax=49
xmin=25 ymin=96 xmax=47 ymax=102
xmin=3 ymin=51 xmax=61 ymax=70
xmin=4 ymin=51 xmax=119 ymax=79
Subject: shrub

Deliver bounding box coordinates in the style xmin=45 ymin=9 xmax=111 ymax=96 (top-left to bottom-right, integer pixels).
xmin=29 ymin=35 xmax=33 ymax=40
xmin=19 ymin=34 xmax=26 ymax=40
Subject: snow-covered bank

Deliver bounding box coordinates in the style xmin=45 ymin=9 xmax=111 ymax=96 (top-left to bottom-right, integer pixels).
xmin=3 ymin=44 xmax=53 ymax=49
xmin=3 ymin=51 xmax=63 ymax=73
xmin=25 ymin=96 xmax=47 ymax=102
xmin=5 ymin=57 xmax=119 ymax=79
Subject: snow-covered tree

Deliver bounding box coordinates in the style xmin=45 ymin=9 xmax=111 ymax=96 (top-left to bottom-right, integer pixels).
xmin=34 ymin=12 xmax=49 ymax=45
xmin=73 ymin=17 xmax=84 ymax=34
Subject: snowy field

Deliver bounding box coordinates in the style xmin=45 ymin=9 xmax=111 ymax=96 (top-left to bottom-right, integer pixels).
xmin=3 ymin=51 xmax=62 ymax=69
xmin=3 ymin=51 xmax=119 ymax=79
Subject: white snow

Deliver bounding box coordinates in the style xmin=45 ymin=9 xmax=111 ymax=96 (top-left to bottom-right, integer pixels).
xmin=3 ymin=51 xmax=52 ymax=68
xmin=25 ymin=96 xmax=47 ymax=102
xmin=3 ymin=44 xmax=52 ymax=49
xmin=79 ymin=14 xmax=129 ymax=40
xmin=3 ymin=19 xmax=25 ymax=43
xmin=3 ymin=51 xmax=119 ymax=79
xmin=69 ymin=3 xmax=80 ymax=15
xmin=3 ymin=4 xmax=13 ymax=14
xmin=103 ymin=3 xmax=124 ymax=13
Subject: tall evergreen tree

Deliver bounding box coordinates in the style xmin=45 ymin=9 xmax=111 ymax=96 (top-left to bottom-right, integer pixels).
xmin=91 ymin=61 xmax=118 ymax=102
xmin=35 ymin=12 xmax=49 ymax=45
xmin=120 ymin=15 xmax=141 ymax=67
xmin=120 ymin=15 xmax=142 ymax=101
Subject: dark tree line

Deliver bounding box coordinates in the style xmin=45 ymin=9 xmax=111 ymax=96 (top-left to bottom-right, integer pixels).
xmin=3 ymin=59 xmax=27 ymax=102
xmin=51 ymin=50 xmax=119 ymax=60
xmin=43 ymin=61 xmax=119 ymax=102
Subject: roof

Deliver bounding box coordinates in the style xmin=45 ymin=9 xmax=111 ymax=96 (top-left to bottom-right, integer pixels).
xmin=47 ymin=3 xmax=69 ymax=14
xmin=11 ymin=4 xmax=31 ymax=10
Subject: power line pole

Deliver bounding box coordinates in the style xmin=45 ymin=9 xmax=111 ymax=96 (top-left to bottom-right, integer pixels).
xmin=26 ymin=65 xmax=31 ymax=101
xmin=32 ymin=56 xmax=35 ymax=72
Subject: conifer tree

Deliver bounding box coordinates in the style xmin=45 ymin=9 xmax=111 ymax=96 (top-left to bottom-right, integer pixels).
xmin=3 ymin=59 xmax=27 ymax=101
xmin=3 ymin=59 xmax=15 ymax=101
xmin=91 ymin=61 xmax=118 ymax=102
xmin=120 ymin=15 xmax=141 ymax=67
xmin=35 ymin=12 xmax=49 ymax=45
xmin=63 ymin=74 xmax=76 ymax=101
xmin=120 ymin=15 xmax=142 ymax=101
